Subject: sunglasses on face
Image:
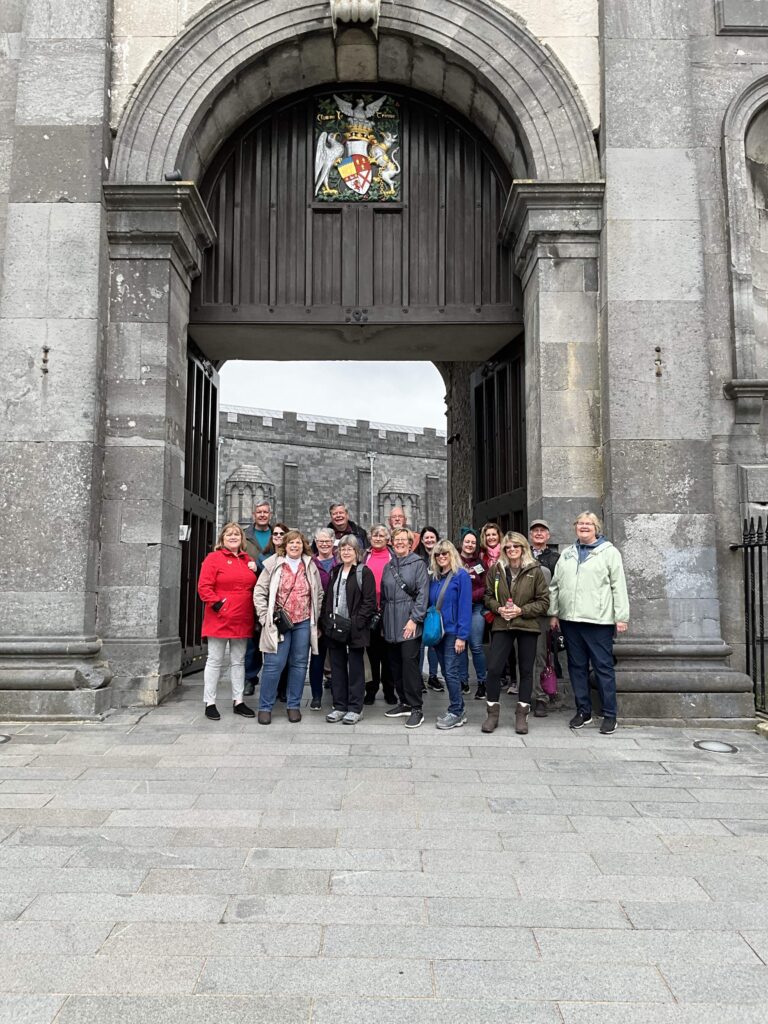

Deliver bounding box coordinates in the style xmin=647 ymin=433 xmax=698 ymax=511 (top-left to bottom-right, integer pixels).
xmin=505 ymin=544 xmax=523 ymax=550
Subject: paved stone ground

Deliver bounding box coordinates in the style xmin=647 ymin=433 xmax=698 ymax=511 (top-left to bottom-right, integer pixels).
xmin=1 ymin=677 xmax=768 ymax=1023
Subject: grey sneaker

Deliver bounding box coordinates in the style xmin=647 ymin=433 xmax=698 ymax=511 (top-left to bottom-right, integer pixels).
xmin=326 ymin=709 xmax=345 ymax=723
xmin=436 ymin=711 xmax=467 ymax=730
xmin=342 ymin=711 xmax=363 ymax=725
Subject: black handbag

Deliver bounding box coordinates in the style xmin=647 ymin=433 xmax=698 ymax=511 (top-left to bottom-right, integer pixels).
xmin=325 ymin=612 xmax=352 ymax=643
xmin=273 ymin=607 xmax=294 ymax=635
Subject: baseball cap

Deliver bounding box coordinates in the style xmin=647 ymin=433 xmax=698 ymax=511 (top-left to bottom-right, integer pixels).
xmin=529 ymin=519 xmax=550 ymax=531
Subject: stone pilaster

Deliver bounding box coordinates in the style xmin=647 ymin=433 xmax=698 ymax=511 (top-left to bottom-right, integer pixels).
xmin=503 ymin=182 xmax=605 ymax=544
xmin=600 ymin=2 xmax=753 ymax=722
xmin=101 ymin=183 xmax=216 ymax=705
xmin=0 ymin=0 xmax=113 ymax=717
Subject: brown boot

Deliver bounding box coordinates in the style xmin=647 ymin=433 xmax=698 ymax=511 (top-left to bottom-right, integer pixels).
xmin=481 ymin=701 xmax=500 ymax=733
xmin=515 ymin=702 xmax=530 ymax=735
xmin=533 ymin=698 xmax=548 ymax=718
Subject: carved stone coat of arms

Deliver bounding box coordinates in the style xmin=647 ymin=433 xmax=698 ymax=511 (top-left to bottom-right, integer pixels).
xmin=314 ymin=93 xmax=402 ymax=202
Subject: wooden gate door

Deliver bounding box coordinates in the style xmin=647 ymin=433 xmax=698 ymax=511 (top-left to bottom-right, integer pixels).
xmin=471 ymin=341 xmax=526 ymax=533
xmin=179 ymin=346 xmax=219 ymax=674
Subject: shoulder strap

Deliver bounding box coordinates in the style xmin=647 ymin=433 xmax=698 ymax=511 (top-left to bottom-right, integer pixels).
xmin=356 ymin=564 xmax=364 ymax=589
xmin=435 ymin=572 xmax=454 ymax=611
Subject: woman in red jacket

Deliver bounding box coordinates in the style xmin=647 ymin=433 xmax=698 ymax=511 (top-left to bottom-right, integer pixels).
xmin=197 ymin=522 xmax=258 ymax=721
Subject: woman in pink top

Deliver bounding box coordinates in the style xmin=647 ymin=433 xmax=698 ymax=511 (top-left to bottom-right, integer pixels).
xmin=480 ymin=522 xmax=502 ymax=570
xmin=362 ymin=524 xmax=396 ymax=705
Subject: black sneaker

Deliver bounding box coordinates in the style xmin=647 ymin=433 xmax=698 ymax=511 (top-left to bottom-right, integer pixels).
xmin=427 ymin=676 xmax=445 ymax=692
xmin=569 ymin=711 xmax=593 ymax=729
xmin=309 ymin=698 xmax=322 ymax=711
xmin=205 ymin=704 xmax=220 ymax=720
xmin=363 ymin=693 xmax=375 ymax=706
xmin=461 ymin=681 xmax=470 ymax=694
xmin=600 ymin=716 xmax=617 ymax=735
xmin=474 ymin=683 xmax=486 ymax=700
xmin=233 ymin=702 xmax=255 ymax=718
xmin=404 ymin=709 xmax=424 ymax=729
xmin=384 ymin=703 xmax=411 ymax=718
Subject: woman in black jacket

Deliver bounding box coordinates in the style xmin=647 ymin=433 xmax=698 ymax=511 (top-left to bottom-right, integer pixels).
xmin=321 ymin=535 xmax=377 ymax=724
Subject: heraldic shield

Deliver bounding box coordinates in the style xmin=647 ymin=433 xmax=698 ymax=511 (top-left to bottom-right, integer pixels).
xmin=314 ymin=93 xmax=401 ymax=202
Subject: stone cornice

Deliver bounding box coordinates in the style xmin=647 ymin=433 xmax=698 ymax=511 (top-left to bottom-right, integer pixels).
xmin=103 ymin=183 xmax=216 ymax=279
xmin=723 ymin=378 xmax=768 ymax=400
xmin=501 ymin=180 xmax=605 ymax=279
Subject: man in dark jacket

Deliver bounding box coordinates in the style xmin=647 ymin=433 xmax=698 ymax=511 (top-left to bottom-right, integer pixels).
xmin=327 ymin=502 xmax=369 ymax=550
xmin=242 ymin=500 xmax=273 ymax=694
xmin=529 ymin=519 xmax=560 ymax=575
xmin=529 ymin=518 xmax=562 ymax=714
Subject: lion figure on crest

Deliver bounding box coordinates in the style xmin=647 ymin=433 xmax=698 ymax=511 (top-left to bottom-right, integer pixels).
xmin=368 ymin=132 xmax=401 ymax=197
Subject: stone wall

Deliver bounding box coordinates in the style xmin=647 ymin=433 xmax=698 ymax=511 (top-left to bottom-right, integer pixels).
xmin=109 ymin=0 xmax=600 ymax=129
xmin=219 ymin=405 xmax=448 ymax=537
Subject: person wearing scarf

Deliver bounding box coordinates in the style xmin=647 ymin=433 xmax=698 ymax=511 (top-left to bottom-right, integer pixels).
xmin=549 ymin=512 xmax=629 ymax=735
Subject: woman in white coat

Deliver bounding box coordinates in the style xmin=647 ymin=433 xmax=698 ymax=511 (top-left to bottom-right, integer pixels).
xmin=254 ymin=530 xmax=322 ymax=725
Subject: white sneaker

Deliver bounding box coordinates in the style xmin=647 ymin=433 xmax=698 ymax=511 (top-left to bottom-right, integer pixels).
xmin=326 ymin=709 xmax=345 ymax=723
xmin=342 ymin=711 xmax=363 ymax=725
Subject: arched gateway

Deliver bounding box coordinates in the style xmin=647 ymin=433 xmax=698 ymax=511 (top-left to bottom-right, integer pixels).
xmin=0 ymin=0 xmax=753 ymax=723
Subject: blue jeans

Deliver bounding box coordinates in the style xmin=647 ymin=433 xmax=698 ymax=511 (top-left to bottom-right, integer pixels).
xmin=245 ymin=638 xmax=262 ymax=681
xmin=259 ymin=619 xmax=311 ymax=711
xmin=421 ymin=643 xmax=439 ymax=678
xmin=560 ymin=620 xmax=617 ymax=719
xmin=434 ymin=633 xmax=465 ymax=717
xmin=458 ymin=603 xmax=487 ymax=684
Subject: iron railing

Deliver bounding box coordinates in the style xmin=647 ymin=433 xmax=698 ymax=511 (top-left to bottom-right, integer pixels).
xmin=731 ymin=517 xmax=767 ymax=714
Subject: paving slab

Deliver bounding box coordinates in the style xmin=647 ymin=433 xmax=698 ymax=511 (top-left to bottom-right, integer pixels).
xmin=0 ymin=996 xmax=66 ymax=1024
xmin=310 ymin=998 xmax=561 ymax=1023
xmin=54 ymin=995 xmax=311 ymax=1024
xmin=0 ymin=955 xmax=204 ymax=995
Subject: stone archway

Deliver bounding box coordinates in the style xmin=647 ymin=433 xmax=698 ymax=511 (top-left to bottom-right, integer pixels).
xmin=110 ymin=0 xmax=599 ymax=188
xmin=101 ymin=0 xmax=606 ymax=706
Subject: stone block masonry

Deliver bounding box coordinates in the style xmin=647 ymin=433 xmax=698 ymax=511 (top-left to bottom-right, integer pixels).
xmin=219 ymin=405 xmax=447 ymax=537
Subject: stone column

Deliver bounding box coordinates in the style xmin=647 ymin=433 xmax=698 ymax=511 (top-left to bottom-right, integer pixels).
xmin=598 ymin=2 xmax=753 ymax=721
xmin=503 ymin=183 xmax=605 ymax=543
xmin=0 ymin=1 xmax=113 ymax=716
xmin=101 ymin=184 xmax=215 ymax=705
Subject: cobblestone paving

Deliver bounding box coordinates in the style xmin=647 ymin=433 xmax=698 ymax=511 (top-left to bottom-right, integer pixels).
xmin=1 ymin=679 xmax=767 ymax=1023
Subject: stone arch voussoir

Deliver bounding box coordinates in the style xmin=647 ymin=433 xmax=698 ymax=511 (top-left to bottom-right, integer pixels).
xmin=110 ymin=0 xmax=598 ymax=186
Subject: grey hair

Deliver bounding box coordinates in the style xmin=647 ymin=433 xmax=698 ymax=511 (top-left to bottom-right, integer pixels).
xmin=314 ymin=527 xmax=334 ymax=542
xmin=329 ymin=502 xmax=348 ymax=513
xmin=369 ymin=523 xmax=390 ymax=539
xmin=337 ymin=534 xmax=363 ymax=561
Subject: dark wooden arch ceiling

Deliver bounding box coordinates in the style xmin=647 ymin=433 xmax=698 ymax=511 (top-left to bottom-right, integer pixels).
xmin=190 ymin=86 xmax=521 ymax=356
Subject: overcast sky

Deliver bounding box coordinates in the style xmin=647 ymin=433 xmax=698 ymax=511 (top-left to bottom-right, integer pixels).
xmin=219 ymin=361 xmax=447 ymax=431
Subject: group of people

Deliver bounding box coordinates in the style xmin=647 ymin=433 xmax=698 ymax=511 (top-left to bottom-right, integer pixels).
xmin=196 ymin=500 xmax=629 ymax=734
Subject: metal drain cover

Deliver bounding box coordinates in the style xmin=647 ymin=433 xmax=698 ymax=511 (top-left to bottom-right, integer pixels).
xmin=693 ymin=739 xmax=738 ymax=754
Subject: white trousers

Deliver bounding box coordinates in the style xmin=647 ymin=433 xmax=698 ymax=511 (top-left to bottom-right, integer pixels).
xmin=203 ymin=637 xmax=247 ymax=705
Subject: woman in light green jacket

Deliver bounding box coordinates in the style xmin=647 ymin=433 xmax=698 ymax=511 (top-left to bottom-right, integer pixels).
xmin=549 ymin=512 xmax=629 ymax=735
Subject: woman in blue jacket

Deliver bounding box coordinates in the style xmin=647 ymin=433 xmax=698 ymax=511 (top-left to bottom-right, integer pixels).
xmin=428 ymin=540 xmax=472 ymax=730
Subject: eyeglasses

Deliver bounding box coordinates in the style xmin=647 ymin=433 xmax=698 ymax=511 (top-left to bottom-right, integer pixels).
xmin=273 ymin=531 xmax=286 ymax=537
xmin=505 ymin=544 xmax=523 ymax=550
xmin=435 ymin=552 xmax=450 ymax=558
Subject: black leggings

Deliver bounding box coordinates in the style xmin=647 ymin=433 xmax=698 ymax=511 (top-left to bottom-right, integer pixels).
xmin=486 ymin=631 xmax=538 ymax=704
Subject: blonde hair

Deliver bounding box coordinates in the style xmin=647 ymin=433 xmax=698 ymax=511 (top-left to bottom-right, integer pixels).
xmin=215 ymin=522 xmax=247 ymax=553
xmin=480 ymin=522 xmax=501 ymax=550
xmin=430 ymin=539 xmax=462 ymax=576
xmin=499 ymin=531 xmax=535 ymax=569
xmin=573 ymin=511 xmax=603 ymax=534
xmin=391 ymin=527 xmax=414 ymax=545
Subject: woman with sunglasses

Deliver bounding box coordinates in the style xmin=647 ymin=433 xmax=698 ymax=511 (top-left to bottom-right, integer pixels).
xmin=482 ymin=532 xmax=549 ymax=734
xmin=428 ymin=540 xmax=472 ymax=730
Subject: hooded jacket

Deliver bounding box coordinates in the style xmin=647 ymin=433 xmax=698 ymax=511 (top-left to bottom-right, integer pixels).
xmin=548 ymin=537 xmax=630 ymax=625
xmin=483 ymin=559 xmax=549 ymax=634
xmin=380 ymin=552 xmax=429 ymax=644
